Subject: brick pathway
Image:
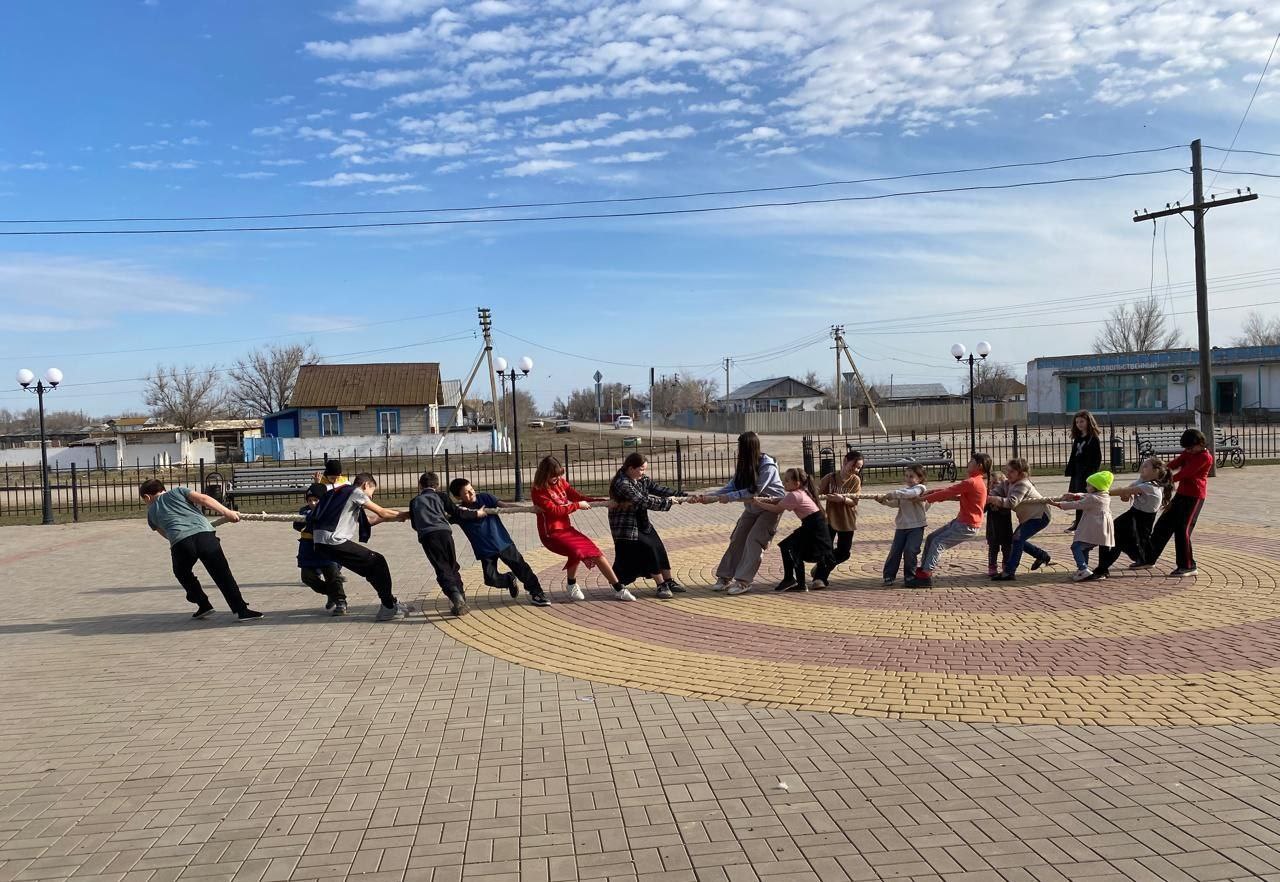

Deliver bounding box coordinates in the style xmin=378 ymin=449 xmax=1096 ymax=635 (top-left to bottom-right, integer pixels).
xmin=3 ymin=468 xmax=1280 ymax=881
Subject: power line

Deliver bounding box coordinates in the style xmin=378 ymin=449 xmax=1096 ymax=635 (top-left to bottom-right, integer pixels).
xmin=1207 ymin=30 xmax=1280 ymax=192
xmin=0 ymin=169 xmax=1189 ymax=237
xmin=0 ymin=146 xmax=1187 ymax=226
xmin=1205 ymin=146 xmax=1280 ymax=159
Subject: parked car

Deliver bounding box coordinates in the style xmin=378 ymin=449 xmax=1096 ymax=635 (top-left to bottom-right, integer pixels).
xmin=528 ymin=419 xmax=546 ymax=428
xmin=554 ymin=419 xmax=572 ymax=433
xmin=614 ymin=415 xmax=634 ymax=429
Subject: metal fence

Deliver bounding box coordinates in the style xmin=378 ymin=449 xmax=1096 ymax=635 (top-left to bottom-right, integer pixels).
xmin=0 ymin=436 xmax=739 ymax=525
xmin=802 ymin=418 xmax=1280 ymax=478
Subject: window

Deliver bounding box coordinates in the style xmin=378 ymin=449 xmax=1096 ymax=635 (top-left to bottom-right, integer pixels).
xmin=1075 ymin=372 xmax=1168 ymax=412
xmin=319 ymin=411 xmax=343 ymax=436
xmin=377 ymin=408 xmax=400 ymax=434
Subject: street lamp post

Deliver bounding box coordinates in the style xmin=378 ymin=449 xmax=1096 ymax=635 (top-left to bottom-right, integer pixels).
xmin=494 ymin=356 xmax=533 ymax=500
xmin=16 ymin=367 xmax=63 ymax=525
xmin=950 ymin=342 xmax=991 ymax=457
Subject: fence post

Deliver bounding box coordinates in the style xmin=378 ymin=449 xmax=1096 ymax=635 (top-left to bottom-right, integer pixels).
xmin=1012 ymin=424 xmax=1019 ymax=460
xmin=199 ymin=458 xmax=206 ymax=490
xmin=563 ymin=444 xmax=571 ymax=481
xmin=70 ymin=463 xmax=79 ymax=523
xmin=801 ymin=435 xmax=815 ymax=476
xmin=444 ymin=449 xmax=451 ymax=489
xmin=675 ymin=441 xmax=683 ymax=493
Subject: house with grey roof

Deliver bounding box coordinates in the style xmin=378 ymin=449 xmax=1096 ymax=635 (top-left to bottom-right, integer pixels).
xmin=724 ymin=377 xmax=827 ymax=413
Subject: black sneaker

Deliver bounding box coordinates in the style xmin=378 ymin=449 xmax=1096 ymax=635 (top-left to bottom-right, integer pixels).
xmin=774 ymin=577 xmax=797 ymax=592
xmin=331 ymin=602 xmax=348 ymax=616
xmin=908 ymin=575 xmax=933 ymax=589
xmin=1081 ymin=570 xmax=1108 ymax=581
xmin=1128 ymin=561 xmax=1153 ymax=570
xmin=192 ymin=605 xmax=215 ymax=620
xmin=786 ymin=582 xmax=808 ymax=592
xmin=237 ymin=610 xmax=264 ymax=622
xmin=324 ymin=598 xmax=335 ymax=610
xmin=529 ymin=592 xmax=551 ymax=607
xmin=507 ymin=582 xmax=519 ymax=599
xmin=1170 ymin=567 xmax=1199 ymax=577
xmin=450 ymin=597 xmax=470 ymax=616
xmin=1031 ymin=556 xmax=1051 ymax=571
xmin=664 ymin=579 xmax=687 ymax=593
xmin=991 ymin=573 xmax=1015 ymax=581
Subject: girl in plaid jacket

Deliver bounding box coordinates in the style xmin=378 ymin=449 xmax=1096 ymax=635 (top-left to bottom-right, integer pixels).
xmin=608 ymin=453 xmax=686 ymax=599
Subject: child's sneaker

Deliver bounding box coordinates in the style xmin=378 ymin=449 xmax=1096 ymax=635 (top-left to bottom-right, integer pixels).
xmin=664 ymin=579 xmax=687 ymax=593
xmin=810 ymin=578 xmax=827 ymax=590
xmin=1071 ymin=568 xmax=1093 ymax=582
xmin=529 ymin=592 xmax=551 ymax=607
xmin=331 ymin=602 xmax=348 ymax=616
xmin=987 ymin=565 xmax=998 ymax=577
xmin=192 ymin=604 xmax=215 ymax=620
xmin=1128 ymin=561 xmax=1153 ymax=570
xmin=615 ymin=587 xmax=637 ymax=601
xmin=237 ymin=609 xmax=264 ymax=622
xmin=774 ymin=577 xmax=797 ymax=592
xmin=324 ymin=598 xmax=336 ymax=610
xmin=713 ymin=578 xmax=730 ymax=592
xmin=1081 ymin=569 xmax=1108 ymax=581
xmin=567 ymin=582 xmax=586 ymax=601
xmin=1170 ymin=567 xmax=1199 ymax=577
xmin=786 ymin=582 xmax=809 ymax=592
xmin=726 ymin=581 xmax=752 ymax=596
xmin=375 ymin=602 xmax=410 ymax=621
xmin=1031 ymin=556 xmax=1051 ymax=571
xmin=507 ymin=583 xmax=519 ymax=599
xmin=449 ymin=597 xmax=469 ymax=616
xmin=882 ymin=577 xmax=895 ymax=586
xmin=656 ymin=585 xmax=674 ymax=599
xmin=906 ymin=575 xmax=932 ymax=588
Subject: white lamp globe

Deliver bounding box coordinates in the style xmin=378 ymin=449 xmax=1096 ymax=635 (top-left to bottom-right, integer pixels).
xmin=950 ymin=343 xmax=966 ymax=360
xmin=975 ymin=341 xmax=992 ymax=359
xmin=494 ymin=357 xmax=508 ymax=373
xmin=518 ymin=356 xmax=533 ymax=374
xmin=16 ymin=369 xmax=35 ymax=387
xmin=44 ymin=367 xmax=63 ymax=386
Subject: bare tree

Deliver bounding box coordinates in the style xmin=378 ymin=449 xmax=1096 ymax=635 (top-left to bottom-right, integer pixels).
xmin=144 ymin=364 xmax=228 ymax=430
xmin=687 ymin=377 xmax=720 ymax=418
xmin=227 ymin=342 xmax=320 ymax=416
xmin=1092 ymin=295 xmax=1184 ymax=354
xmin=970 ymin=361 xmax=1022 ymax=401
xmin=1233 ymin=311 xmax=1280 ymax=347
xmin=498 ymin=387 xmax=539 ymax=425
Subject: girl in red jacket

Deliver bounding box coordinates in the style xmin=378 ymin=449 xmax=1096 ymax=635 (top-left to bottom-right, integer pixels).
xmin=531 ymin=456 xmax=635 ymax=601
xmin=1146 ymin=429 xmax=1213 ymax=576
xmin=909 ymin=453 xmax=992 ymax=588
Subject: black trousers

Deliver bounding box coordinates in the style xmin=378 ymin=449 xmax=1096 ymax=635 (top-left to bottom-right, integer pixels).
xmin=170 ymin=532 xmax=248 ymax=614
xmin=300 ymin=563 xmax=347 ymax=603
xmin=481 ymin=544 xmax=543 ymax=595
xmin=314 ymin=541 xmax=397 ymax=607
xmin=1148 ymin=495 xmax=1204 ymax=570
xmin=419 ymin=531 xmax=465 ymax=599
xmin=1096 ymin=509 xmax=1156 ymax=573
xmin=831 ymin=530 xmax=854 ymax=565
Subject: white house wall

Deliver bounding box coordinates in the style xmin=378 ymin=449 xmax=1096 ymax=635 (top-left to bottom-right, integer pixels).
xmin=281 ymin=433 xmax=497 ymax=460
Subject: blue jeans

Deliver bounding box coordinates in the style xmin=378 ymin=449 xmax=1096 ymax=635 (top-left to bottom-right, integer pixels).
xmin=920 ymin=521 xmax=980 ymax=574
xmin=883 ymin=526 xmax=924 ymax=581
xmin=1005 ymin=513 xmax=1051 ymax=575
xmin=1071 ymin=540 xmax=1097 ymax=570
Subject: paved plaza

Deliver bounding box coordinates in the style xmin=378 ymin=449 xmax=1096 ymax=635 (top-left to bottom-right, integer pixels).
xmin=4 ymin=468 xmax=1280 ymax=881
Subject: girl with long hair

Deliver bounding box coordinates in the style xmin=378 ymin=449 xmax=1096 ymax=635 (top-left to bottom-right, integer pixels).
xmin=689 ymin=431 xmax=785 ymax=595
xmin=909 ymin=453 xmax=993 ymax=588
xmin=531 ymin=456 xmax=634 ymax=601
xmin=1088 ymin=457 xmax=1173 ymax=579
xmin=750 ymin=467 xmax=835 ymax=592
xmin=1064 ymin=410 xmax=1102 ymax=532
xmin=608 ymin=452 xmax=685 ymax=599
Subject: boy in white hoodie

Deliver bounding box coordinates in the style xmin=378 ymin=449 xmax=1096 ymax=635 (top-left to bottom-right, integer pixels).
xmin=875 ymin=465 xmax=930 ymax=585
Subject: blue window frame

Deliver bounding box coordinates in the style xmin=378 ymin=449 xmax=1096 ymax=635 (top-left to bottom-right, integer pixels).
xmin=319 ymin=410 xmax=343 ymax=436
xmin=376 ymin=408 xmax=401 ymax=434
xmin=1072 ymin=372 xmax=1168 ymax=412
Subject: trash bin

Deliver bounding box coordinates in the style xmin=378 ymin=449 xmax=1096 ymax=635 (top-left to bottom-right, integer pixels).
xmin=1110 ymin=436 xmax=1125 ymax=472
xmin=622 ymin=436 xmax=642 ymax=448
xmin=819 ymin=446 xmax=835 ymax=478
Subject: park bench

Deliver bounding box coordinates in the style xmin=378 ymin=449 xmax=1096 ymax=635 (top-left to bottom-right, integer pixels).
xmin=205 ymin=465 xmax=321 ymax=508
xmin=1134 ymin=428 xmax=1245 ymax=468
xmin=840 ymin=439 xmax=956 ymax=481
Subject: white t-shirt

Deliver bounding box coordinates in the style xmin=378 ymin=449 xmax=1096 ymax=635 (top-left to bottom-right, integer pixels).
xmin=313 ymin=487 xmax=369 ymax=545
xmin=1128 ymin=480 xmax=1162 ymax=514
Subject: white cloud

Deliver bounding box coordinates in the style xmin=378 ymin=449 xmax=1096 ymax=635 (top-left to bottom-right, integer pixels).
xmin=758 ymin=145 xmax=799 ymax=156
xmin=303 ymin=171 xmax=413 ymax=186
xmin=369 ymin=183 xmax=429 ymax=194
xmin=390 ymin=82 xmax=473 ymax=107
xmin=226 ymin=171 xmax=277 ymax=179
xmin=626 ymin=106 xmax=669 ymax=121
xmin=398 ymin=141 xmax=470 ymax=157
xmin=305 ymin=11 xmax=461 ymax=60
xmin=267 ymin=94 xmax=296 ymax=105
xmin=125 ymin=160 xmax=198 ymax=170
xmin=610 ymin=77 xmax=696 ymax=98
xmin=527 ymin=112 xmax=620 ymax=138
xmin=688 ymin=99 xmax=761 ymax=114
xmin=486 ymin=83 xmax=603 ymax=114
xmin=332 ymin=0 xmax=443 ymax=23
xmin=350 ymin=111 xmax=378 ymax=121
xmin=500 ymin=158 xmax=575 ymax=177
xmin=471 ymin=0 xmax=523 ymax=17
xmin=261 ymin=158 xmax=305 ymax=166
xmin=734 ymin=126 xmax=781 ymax=143
xmin=590 ymin=151 xmax=666 ymax=163
xmin=251 ymin=125 xmax=287 ymax=137
xmin=435 ymin=160 xmax=467 ymax=173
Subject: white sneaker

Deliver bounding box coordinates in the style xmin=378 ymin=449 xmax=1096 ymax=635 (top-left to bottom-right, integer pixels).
xmin=1071 ymin=568 xmax=1092 ymax=582
xmin=615 ymin=588 xmax=636 ymax=601
xmin=713 ymin=579 xmax=730 ymax=592
xmin=726 ymin=581 xmax=752 ymax=596
xmin=375 ymin=601 xmax=410 ymax=621
xmin=810 ymin=578 xmax=827 ymax=590
xmin=568 ymin=584 xmax=586 ymax=601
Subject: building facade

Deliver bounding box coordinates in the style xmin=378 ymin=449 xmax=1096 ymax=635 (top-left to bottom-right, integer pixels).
xmin=265 ymin=363 xmax=444 ymax=439
xmin=1026 ymin=345 xmax=1280 ymax=423
xmin=724 ymin=377 xmax=827 ymax=413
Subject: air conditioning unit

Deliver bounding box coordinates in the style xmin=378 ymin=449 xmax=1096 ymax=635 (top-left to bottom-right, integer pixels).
xmin=1170 ymin=372 xmax=1186 ymax=384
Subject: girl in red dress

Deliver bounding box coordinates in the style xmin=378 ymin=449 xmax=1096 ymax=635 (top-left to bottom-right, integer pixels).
xmin=531 ymin=456 xmax=635 ymax=601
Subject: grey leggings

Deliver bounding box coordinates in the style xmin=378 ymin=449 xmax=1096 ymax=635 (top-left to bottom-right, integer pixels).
xmin=715 ymin=507 xmax=782 ymax=584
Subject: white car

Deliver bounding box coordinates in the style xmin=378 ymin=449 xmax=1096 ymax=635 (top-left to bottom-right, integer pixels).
xmin=528 ymin=419 xmax=546 ymax=428
xmin=614 ymin=415 xmax=634 ymax=429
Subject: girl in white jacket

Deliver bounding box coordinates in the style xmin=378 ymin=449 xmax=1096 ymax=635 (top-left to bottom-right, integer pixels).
xmin=1052 ymin=471 xmax=1115 ymax=582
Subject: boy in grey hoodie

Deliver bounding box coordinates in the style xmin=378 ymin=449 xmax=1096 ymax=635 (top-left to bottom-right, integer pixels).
xmin=408 ymin=472 xmax=484 ymax=616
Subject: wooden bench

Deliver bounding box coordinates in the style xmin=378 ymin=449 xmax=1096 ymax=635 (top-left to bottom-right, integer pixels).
xmin=1134 ymin=428 xmax=1245 ymax=468
xmin=837 ymin=439 xmax=956 ymax=481
xmin=206 ymin=465 xmax=322 ymax=507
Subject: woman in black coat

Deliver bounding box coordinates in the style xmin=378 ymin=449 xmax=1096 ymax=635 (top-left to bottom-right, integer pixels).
xmin=1063 ymin=409 xmax=1102 ymax=531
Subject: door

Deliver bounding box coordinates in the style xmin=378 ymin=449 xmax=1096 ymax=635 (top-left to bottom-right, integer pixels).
xmin=1064 ymin=378 xmax=1080 ymax=413
xmin=1215 ymin=377 xmax=1241 ymax=415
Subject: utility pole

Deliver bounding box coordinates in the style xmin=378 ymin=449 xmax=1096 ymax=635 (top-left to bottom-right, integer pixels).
xmin=722 ymin=357 xmax=731 ymax=402
xmin=1132 ymin=139 xmax=1257 ymax=476
xmin=478 ymin=307 xmax=501 ymax=439
xmin=831 ymin=325 xmax=844 ymax=434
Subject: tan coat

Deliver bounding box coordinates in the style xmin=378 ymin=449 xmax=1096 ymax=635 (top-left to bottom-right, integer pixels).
xmin=820 ymin=471 xmax=860 ymax=532
xmin=1057 ymin=491 xmax=1114 ymax=547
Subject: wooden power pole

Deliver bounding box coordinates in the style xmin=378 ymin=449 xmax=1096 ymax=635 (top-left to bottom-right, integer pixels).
xmin=1132 ymin=139 xmax=1257 ymax=475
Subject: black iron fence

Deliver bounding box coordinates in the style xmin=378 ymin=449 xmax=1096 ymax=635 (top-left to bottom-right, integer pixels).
xmin=0 ymin=436 xmax=739 ymax=525
xmin=802 ymin=419 xmax=1280 ymax=479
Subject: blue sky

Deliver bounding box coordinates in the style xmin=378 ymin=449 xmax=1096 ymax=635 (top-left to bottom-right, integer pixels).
xmin=3 ymin=0 xmax=1280 ymax=417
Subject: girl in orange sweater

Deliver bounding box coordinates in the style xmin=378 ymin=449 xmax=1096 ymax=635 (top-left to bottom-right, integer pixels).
xmin=908 ymin=453 xmax=992 ymax=588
